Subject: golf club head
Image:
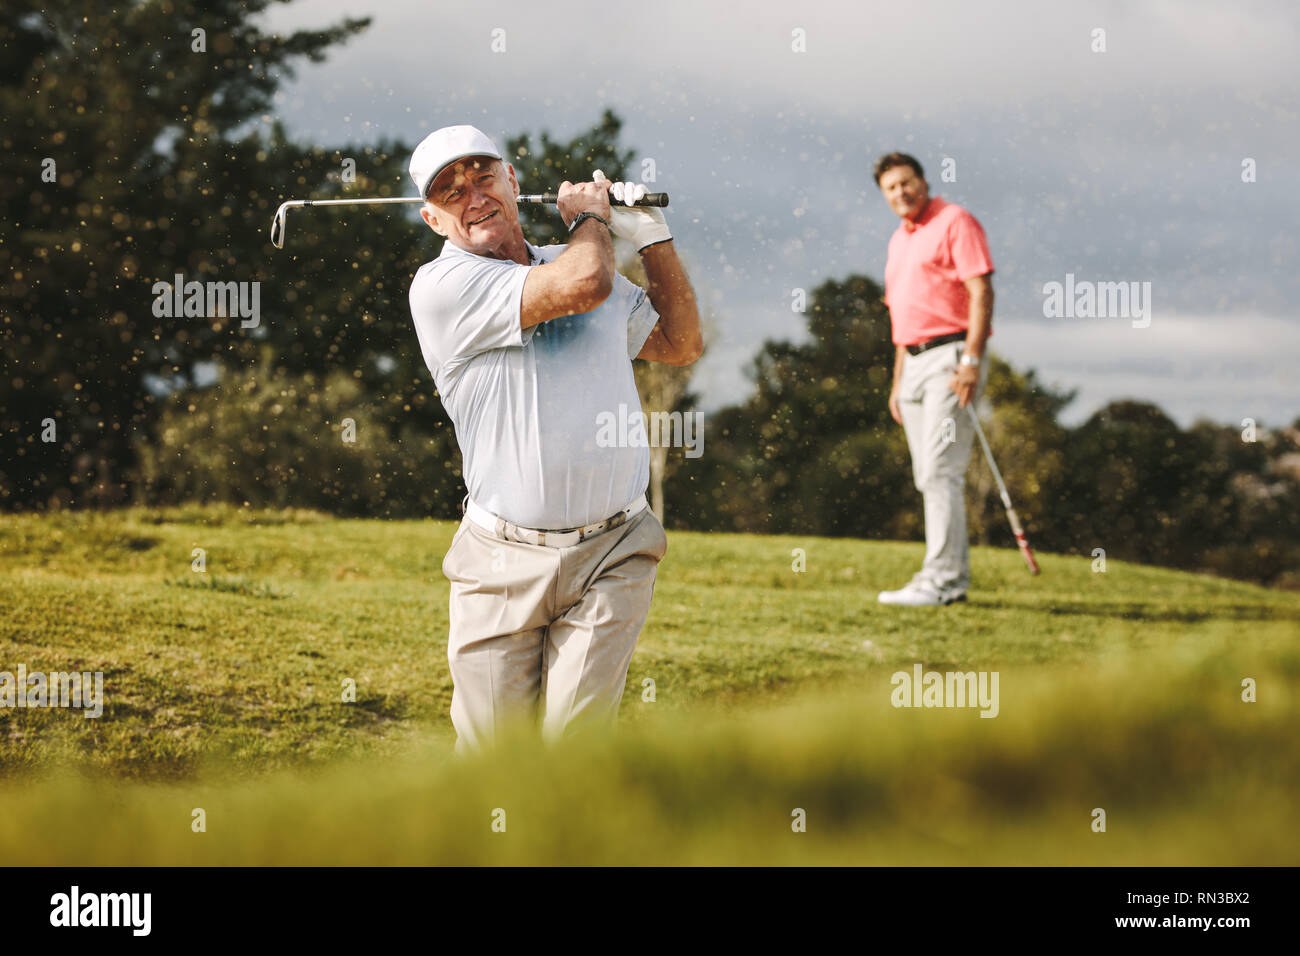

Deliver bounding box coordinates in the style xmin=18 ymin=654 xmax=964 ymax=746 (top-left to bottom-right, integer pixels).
xmin=270 ymin=204 xmax=288 ymax=249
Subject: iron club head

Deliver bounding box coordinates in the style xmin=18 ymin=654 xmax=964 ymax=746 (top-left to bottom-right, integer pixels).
xmin=270 ymin=203 xmax=290 ymax=249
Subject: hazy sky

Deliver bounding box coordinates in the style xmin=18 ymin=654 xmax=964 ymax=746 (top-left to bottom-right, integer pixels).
xmin=259 ymin=0 xmax=1299 ymax=426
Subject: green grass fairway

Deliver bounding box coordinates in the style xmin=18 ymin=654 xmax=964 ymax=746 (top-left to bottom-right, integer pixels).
xmin=2 ymin=506 xmax=1298 ymax=864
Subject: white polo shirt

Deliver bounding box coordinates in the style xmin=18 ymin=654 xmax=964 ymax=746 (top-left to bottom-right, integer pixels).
xmin=409 ymin=238 xmax=660 ymax=530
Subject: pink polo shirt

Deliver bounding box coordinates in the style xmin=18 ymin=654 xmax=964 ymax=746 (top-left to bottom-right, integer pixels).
xmin=883 ymin=196 xmax=994 ymax=347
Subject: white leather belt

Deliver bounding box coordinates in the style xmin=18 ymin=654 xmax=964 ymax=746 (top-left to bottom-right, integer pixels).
xmin=464 ymin=495 xmax=648 ymax=549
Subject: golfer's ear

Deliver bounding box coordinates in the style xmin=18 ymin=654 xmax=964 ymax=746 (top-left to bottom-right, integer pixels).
xmin=422 ymin=204 xmax=447 ymax=238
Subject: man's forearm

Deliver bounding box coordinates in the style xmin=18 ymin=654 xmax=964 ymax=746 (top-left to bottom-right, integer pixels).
xmin=563 ymin=216 xmax=616 ymax=288
xmin=641 ymin=240 xmax=702 ymax=360
xmin=892 ymin=345 xmax=906 ymax=390
xmin=964 ymin=287 xmax=993 ymax=359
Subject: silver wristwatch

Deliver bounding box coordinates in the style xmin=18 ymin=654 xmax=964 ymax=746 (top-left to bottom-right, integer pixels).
xmin=959 ymin=352 xmax=981 ymax=368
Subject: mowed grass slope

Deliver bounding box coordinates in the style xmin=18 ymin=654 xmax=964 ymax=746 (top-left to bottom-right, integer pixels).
xmin=1 ymin=506 xmax=1298 ymax=864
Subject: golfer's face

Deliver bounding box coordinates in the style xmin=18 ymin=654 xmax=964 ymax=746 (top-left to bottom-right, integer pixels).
xmin=426 ymin=157 xmax=518 ymax=249
xmin=879 ymin=166 xmax=929 ymax=221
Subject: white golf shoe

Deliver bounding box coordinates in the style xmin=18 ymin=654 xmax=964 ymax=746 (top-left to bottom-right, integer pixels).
xmin=877 ymin=580 xmax=967 ymax=607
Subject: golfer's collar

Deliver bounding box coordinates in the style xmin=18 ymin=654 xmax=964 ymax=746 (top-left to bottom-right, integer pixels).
xmin=440 ymin=239 xmax=540 ymax=266
xmin=903 ymin=196 xmax=943 ymax=232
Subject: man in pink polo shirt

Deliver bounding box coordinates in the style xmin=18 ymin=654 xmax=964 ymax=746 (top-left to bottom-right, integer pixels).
xmin=876 ymin=152 xmax=994 ymax=606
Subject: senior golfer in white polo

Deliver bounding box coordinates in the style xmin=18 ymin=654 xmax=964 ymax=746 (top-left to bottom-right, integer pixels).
xmin=407 ymin=125 xmax=702 ymax=752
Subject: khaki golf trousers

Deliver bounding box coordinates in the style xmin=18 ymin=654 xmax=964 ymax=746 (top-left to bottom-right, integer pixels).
xmin=441 ymin=503 xmax=668 ymax=752
xmin=898 ymin=340 xmax=988 ymax=597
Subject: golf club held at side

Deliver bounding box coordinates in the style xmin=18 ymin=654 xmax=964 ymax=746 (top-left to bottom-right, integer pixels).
xmin=967 ymin=404 xmax=1042 ymax=575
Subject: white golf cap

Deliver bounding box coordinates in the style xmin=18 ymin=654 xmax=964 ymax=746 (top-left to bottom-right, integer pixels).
xmin=409 ymin=125 xmax=504 ymax=200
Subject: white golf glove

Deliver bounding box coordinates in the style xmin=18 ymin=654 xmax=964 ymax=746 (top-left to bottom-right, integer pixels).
xmin=593 ymin=169 xmax=671 ymax=251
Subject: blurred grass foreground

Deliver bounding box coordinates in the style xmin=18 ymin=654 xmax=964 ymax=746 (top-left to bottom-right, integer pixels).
xmin=1 ymin=506 xmax=1298 ymax=865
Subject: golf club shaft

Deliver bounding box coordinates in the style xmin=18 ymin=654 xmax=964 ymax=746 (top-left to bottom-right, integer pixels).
xmin=270 ymin=192 xmax=670 ymax=248
xmin=966 ymin=405 xmax=1042 ymax=575
xmin=282 ymin=194 xmax=668 ymax=208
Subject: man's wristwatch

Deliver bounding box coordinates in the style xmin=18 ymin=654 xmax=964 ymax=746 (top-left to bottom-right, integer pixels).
xmin=568 ymin=211 xmax=610 ymax=234
xmin=959 ymin=352 xmax=981 ymax=368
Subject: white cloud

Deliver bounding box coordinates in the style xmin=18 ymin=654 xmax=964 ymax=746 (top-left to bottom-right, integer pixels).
xmin=994 ymin=314 xmax=1300 ymax=426
xmin=261 ymin=0 xmax=1300 ymax=133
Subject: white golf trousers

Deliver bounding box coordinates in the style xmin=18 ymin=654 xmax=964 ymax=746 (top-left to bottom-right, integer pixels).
xmin=898 ymin=340 xmax=988 ymax=596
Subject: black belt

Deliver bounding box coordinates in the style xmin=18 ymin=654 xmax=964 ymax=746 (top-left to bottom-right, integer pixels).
xmin=905 ymin=331 xmax=966 ymax=357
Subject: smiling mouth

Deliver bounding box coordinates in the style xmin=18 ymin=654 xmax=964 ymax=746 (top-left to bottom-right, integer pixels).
xmin=467 ymin=210 xmax=498 ymax=226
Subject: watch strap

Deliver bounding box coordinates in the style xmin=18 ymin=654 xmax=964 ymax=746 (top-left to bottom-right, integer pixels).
xmin=568 ymin=211 xmax=610 ymax=234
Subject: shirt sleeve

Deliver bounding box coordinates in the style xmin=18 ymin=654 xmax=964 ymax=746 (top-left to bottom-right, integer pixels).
xmin=948 ymin=210 xmax=995 ymax=280
xmin=408 ymin=256 xmax=531 ymax=373
xmin=620 ymin=273 xmax=661 ymax=360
